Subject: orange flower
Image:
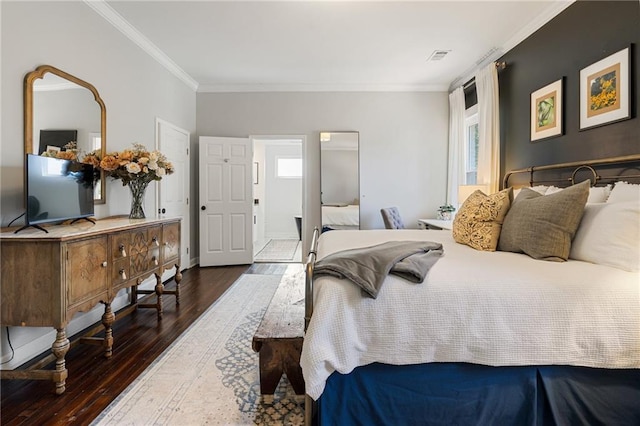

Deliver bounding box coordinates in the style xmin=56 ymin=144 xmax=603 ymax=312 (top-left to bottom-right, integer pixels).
xmin=100 ymin=155 xmax=120 ymax=171
xmin=57 ymin=151 xmax=77 ymax=160
xmin=118 ymin=150 xmax=135 ymax=161
xmin=82 ymin=154 xmax=101 ymax=168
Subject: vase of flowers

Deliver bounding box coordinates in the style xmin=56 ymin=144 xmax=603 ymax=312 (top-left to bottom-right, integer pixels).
xmin=98 ymin=143 xmax=174 ymax=219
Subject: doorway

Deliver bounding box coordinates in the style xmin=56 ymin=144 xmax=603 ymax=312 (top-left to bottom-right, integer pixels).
xmin=252 ymin=136 xmax=304 ymax=263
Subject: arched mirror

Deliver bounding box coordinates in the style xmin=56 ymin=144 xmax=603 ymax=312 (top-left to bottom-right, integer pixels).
xmin=24 ymin=65 xmax=107 ymax=204
xmin=320 ymin=131 xmax=360 ymax=231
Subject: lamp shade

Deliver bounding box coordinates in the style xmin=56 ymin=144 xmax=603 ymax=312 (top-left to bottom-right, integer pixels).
xmin=458 ymin=184 xmax=489 ymax=205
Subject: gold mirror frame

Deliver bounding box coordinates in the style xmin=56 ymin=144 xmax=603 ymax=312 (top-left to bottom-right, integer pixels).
xmin=24 ymin=65 xmax=107 ymax=204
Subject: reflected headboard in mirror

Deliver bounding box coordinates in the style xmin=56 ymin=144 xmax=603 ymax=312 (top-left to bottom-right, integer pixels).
xmin=24 ymin=65 xmax=107 ymax=204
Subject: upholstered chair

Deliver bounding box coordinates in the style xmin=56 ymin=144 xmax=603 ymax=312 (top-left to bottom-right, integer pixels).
xmin=380 ymin=207 xmax=405 ymax=229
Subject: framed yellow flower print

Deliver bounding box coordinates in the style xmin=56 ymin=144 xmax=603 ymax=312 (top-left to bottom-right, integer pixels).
xmin=580 ymin=47 xmax=630 ymax=130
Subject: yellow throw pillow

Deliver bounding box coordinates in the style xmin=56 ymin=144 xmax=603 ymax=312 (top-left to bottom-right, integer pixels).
xmin=452 ymin=187 xmax=513 ymax=251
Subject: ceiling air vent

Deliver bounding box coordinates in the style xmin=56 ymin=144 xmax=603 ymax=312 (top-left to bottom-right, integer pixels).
xmin=427 ymin=50 xmax=451 ymax=62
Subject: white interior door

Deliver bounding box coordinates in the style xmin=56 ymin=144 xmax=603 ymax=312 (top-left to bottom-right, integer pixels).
xmin=156 ymin=118 xmax=190 ymax=271
xmin=199 ymin=136 xmax=253 ymax=266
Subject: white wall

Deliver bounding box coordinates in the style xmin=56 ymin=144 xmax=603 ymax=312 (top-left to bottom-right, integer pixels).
xmin=264 ymin=142 xmax=302 ymax=239
xmin=196 ymin=91 xmax=449 ymax=247
xmin=0 ymin=1 xmax=196 ymax=367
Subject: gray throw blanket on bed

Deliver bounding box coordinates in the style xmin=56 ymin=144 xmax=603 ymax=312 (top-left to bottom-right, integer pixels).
xmin=313 ymin=241 xmax=443 ymax=298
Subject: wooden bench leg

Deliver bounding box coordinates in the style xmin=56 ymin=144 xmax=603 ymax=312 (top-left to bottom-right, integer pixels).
xmin=283 ymin=339 xmax=305 ymax=395
xmin=257 ymin=339 xmax=305 ymax=395
xmin=258 ymin=342 xmax=284 ymax=394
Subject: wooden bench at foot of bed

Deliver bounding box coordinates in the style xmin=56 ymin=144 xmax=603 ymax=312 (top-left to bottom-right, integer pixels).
xmin=252 ymin=265 xmax=305 ymax=395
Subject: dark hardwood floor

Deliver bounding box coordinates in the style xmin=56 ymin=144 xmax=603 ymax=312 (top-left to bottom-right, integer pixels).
xmin=1 ymin=264 xmax=251 ymax=426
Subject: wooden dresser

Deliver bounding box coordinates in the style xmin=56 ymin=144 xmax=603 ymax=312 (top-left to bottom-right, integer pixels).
xmin=0 ymin=216 xmax=181 ymax=394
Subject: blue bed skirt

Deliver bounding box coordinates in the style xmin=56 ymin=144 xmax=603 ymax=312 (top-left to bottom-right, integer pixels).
xmin=317 ymin=363 xmax=640 ymax=425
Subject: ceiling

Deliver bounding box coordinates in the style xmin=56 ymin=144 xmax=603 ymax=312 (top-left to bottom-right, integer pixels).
xmin=98 ymin=0 xmax=574 ymax=93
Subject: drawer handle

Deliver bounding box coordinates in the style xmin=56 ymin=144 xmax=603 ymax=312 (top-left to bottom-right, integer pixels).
xmin=119 ymin=269 xmax=127 ymax=280
xmin=119 ymin=244 xmax=127 ymax=257
xmin=152 ymin=237 xmax=160 ymax=247
xmin=101 ymin=261 xmax=108 ymax=268
xmin=152 ymin=256 xmax=159 ymax=266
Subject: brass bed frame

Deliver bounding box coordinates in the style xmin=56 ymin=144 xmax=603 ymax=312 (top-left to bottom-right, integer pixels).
xmin=303 ymin=153 xmax=640 ymax=425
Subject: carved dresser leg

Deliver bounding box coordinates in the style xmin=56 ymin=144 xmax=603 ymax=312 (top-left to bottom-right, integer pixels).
xmin=154 ymin=273 xmax=164 ymax=319
xmin=101 ymin=302 xmax=115 ymax=358
xmin=174 ymin=263 xmax=182 ymax=305
xmin=51 ymin=328 xmax=70 ymax=395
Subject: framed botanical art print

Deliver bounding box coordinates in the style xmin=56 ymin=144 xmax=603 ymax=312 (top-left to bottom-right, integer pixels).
xmin=580 ymin=47 xmax=630 ymax=130
xmin=531 ymin=78 xmax=563 ymax=142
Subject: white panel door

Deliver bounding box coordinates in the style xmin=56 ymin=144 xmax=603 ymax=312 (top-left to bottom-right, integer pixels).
xmin=156 ymin=118 xmax=190 ymax=271
xmin=199 ymin=136 xmax=252 ymax=266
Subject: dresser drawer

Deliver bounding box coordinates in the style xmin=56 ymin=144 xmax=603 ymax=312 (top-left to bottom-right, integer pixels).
xmin=111 ymin=257 xmax=130 ymax=287
xmin=111 ymin=232 xmax=130 ymax=261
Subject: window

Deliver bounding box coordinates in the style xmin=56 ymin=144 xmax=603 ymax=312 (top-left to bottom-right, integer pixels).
xmin=464 ymin=105 xmax=479 ymax=185
xmin=276 ymin=157 xmax=302 ymax=178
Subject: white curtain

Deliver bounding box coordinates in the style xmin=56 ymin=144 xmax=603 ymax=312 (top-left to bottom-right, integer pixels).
xmin=475 ymin=63 xmax=500 ymax=194
xmin=447 ymin=87 xmax=466 ymax=207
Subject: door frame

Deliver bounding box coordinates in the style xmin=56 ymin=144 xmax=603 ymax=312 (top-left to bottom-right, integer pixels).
xmin=155 ymin=117 xmax=191 ymax=271
xmin=250 ymin=134 xmax=307 ymax=261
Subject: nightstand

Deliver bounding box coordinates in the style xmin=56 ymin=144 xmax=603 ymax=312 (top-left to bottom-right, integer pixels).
xmin=418 ymin=219 xmax=453 ymax=230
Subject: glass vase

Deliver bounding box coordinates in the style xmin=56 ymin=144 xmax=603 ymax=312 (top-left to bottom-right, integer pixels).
xmin=128 ymin=179 xmax=149 ymax=219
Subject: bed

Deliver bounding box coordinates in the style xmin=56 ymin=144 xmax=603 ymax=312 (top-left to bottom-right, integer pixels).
xmin=301 ymin=156 xmax=640 ymax=425
xmin=321 ymin=204 xmax=360 ymax=230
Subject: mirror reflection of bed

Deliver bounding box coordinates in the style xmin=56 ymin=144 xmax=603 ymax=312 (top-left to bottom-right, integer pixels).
xmin=320 ymin=131 xmax=359 ymax=232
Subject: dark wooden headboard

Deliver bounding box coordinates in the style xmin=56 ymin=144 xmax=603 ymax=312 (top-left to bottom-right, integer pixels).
xmin=503 ymin=154 xmax=640 ymax=189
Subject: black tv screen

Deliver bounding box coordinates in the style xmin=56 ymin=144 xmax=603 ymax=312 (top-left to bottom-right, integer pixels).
xmin=25 ymin=154 xmax=95 ymax=226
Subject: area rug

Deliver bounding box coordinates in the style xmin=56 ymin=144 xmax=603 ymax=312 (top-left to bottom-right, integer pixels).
xmin=92 ymin=271 xmax=305 ymax=425
xmin=254 ymin=239 xmax=300 ymax=262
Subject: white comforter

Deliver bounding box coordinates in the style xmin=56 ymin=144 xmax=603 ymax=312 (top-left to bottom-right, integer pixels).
xmin=300 ymin=230 xmax=640 ymax=400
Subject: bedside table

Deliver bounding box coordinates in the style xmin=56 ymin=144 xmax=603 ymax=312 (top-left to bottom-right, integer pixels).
xmin=418 ymin=219 xmax=453 ymax=230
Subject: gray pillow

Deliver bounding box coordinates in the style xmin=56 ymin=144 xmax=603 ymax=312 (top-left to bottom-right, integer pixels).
xmin=498 ymin=179 xmax=590 ymax=261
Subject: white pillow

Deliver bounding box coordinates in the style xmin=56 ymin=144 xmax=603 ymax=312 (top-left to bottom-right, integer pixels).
xmin=570 ymin=201 xmax=640 ymax=271
xmin=545 ymin=184 xmax=611 ymax=203
xmin=512 ymin=185 xmax=548 ymax=198
xmin=545 ymin=185 xmax=563 ymax=195
xmin=587 ymin=185 xmax=612 ymax=203
xmin=607 ymin=181 xmax=640 ymax=203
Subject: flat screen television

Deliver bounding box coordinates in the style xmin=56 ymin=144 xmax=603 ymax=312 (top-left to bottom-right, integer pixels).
xmin=18 ymin=154 xmax=95 ymax=233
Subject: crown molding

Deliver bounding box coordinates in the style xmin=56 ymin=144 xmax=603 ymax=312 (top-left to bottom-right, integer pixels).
xmin=86 ymin=0 xmax=574 ymax=94
xmin=84 ymin=0 xmax=199 ymax=92
xmin=197 ymin=82 xmax=449 ymax=93
xmin=448 ymin=0 xmax=576 ymax=92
